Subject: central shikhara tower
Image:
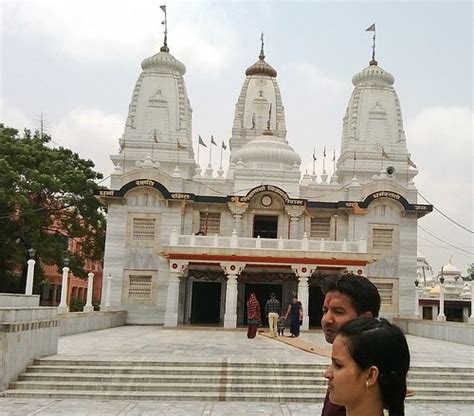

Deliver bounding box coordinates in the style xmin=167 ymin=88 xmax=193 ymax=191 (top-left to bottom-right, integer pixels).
xmin=97 ymin=19 xmax=431 ymax=326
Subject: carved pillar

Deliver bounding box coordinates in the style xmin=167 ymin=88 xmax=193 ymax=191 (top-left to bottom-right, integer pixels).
xmin=291 ymin=264 xmax=316 ymax=331
xmin=227 ymin=200 xmax=248 ymax=237
xmin=285 ymin=206 xmax=305 ymax=239
xmin=221 ymin=262 xmax=246 ymax=328
xmin=164 ymin=260 xmax=188 ymax=327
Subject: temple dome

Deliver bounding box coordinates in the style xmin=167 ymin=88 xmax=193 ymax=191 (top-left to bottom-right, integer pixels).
xmin=141 ymin=51 xmax=186 ymax=75
xmin=245 ymin=53 xmax=277 ymax=77
xmin=352 ymin=63 xmax=394 ymax=86
xmin=231 ymin=133 xmax=300 ymax=167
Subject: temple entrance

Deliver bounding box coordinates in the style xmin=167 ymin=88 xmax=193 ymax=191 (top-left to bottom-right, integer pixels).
xmin=244 ymin=283 xmax=283 ymax=325
xmin=309 ymin=284 xmax=325 ymax=328
xmin=190 ymin=281 xmax=221 ymax=324
xmin=253 ymin=215 xmax=278 ymax=238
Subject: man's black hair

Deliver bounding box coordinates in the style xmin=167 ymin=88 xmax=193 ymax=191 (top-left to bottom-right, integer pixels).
xmin=321 ymin=273 xmax=381 ymax=317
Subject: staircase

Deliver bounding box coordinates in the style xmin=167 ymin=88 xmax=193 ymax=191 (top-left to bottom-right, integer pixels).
xmin=3 ymin=359 xmax=474 ymax=403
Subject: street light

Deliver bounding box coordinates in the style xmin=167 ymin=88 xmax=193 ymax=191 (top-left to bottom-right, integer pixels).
xmin=58 ymin=257 xmax=70 ymax=313
xmin=437 ymin=267 xmax=446 ymax=322
xmin=25 ymin=247 xmax=36 ymax=295
xmin=414 ymin=278 xmax=420 ymax=319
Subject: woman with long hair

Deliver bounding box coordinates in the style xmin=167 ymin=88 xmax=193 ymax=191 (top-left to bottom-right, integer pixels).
xmin=246 ymin=293 xmax=261 ymax=339
xmin=324 ymin=317 xmax=410 ymax=416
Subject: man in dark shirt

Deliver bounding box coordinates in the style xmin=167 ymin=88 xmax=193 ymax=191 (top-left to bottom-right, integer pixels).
xmin=320 ymin=274 xmax=381 ymax=416
xmin=264 ymin=292 xmax=281 ymax=337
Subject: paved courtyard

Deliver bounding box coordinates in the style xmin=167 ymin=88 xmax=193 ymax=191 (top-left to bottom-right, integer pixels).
xmin=1 ymin=326 xmax=473 ymax=415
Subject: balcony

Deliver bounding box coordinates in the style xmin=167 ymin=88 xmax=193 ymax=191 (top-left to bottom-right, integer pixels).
xmin=168 ymin=228 xmax=368 ymax=255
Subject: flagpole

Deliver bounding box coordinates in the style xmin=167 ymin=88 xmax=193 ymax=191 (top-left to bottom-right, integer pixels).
xmin=381 ymin=148 xmax=383 ymax=171
xmin=333 ymin=149 xmax=336 ymax=174
xmin=208 ymin=136 xmax=212 ymax=167
xmin=312 ymin=148 xmax=316 ymax=174
xmin=322 ymin=146 xmax=326 ymax=172
xmin=197 ymin=137 xmax=200 ymax=165
xmin=176 ymin=140 xmax=180 ymax=168
xmin=220 ymin=143 xmax=223 ymax=170
xmin=353 ymin=150 xmax=356 ymax=178
xmin=122 ymin=139 xmax=126 ymax=173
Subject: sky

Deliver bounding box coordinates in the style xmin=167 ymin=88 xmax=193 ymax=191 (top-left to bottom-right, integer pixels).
xmin=1 ymin=0 xmax=473 ymax=276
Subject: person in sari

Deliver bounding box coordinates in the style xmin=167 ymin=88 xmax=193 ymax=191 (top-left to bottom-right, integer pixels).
xmin=284 ymin=295 xmax=303 ymax=337
xmin=246 ymin=293 xmax=261 ymax=339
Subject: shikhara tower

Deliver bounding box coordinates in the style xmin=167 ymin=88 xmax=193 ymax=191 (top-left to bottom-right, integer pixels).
xmin=97 ymin=17 xmax=431 ymax=327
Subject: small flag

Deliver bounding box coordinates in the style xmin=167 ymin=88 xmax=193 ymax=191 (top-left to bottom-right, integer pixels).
xmin=210 ymin=135 xmax=217 ymax=146
xmin=260 ymin=32 xmax=264 ymax=42
xmin=323 ymin=146 xmax=326 ymax=157
xmin=119 ymin=141 xmax=126 ymax=152
xmin=222 ymin=141 xmax=227 ymax=150
xmin=251 ymin=113 xmax=256 ymax=129
xmin=407 ymin=156 xmax=417 ymax=168
xmin=177 ymin=140 xmax=187 ymax=150
xmin=160 ymin=5 xmax=166 ymax=13
xmin=366 ymin=23 xmax=375 ymax=32
xmin=153 ymin=130 xmax=159 ymax=143
xmin=332 ymin=149 xmax=336 ymax=162
xmin=352 ymin=202 xmax=368 ymax=216
xmin=382 ymin=147 xmax=390 ymax=159
xmin=198 ymin=135 xmax=207 ymax=147
xmin=312 ymin=149 xmax=317 ymax=161
xmin=353 ymin=150 xmax=357 ymax=161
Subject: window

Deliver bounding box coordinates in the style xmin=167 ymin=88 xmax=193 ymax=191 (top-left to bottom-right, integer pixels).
xmin=199 ymin=212 xmax=221 ymax=235
xmin=128 ymin=275 xmax=152 ymax=299
xmin=310 ymin=217 xmax=331 ymax=239
xmin=372 ymin=228 xmax=393 ymax=251
xmin=132 ymin=218 xmax=156 ymax=241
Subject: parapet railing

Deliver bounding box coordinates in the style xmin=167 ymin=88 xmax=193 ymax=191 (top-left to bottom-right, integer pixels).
xmin=169 ymin=228 xmax=368 ymax=254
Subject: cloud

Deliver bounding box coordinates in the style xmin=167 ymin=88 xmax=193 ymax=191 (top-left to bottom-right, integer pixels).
xmin=405 ymin=106 xmax=473 ymax=274
xmin=0 ymin=98 xmax=33 ymax=130
xmin=3 ymin=0 xmax=238 ymax=75
xmin=51 ymin=108 xmax=124 ymax=177
xmin=285 ymin=60 xmax=346 ymax=92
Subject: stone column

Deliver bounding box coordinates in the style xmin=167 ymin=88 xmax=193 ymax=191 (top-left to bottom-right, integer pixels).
xmin=25 ymin=259 xmax=36 ymax=296
xmin=285 ymin=206 xmax=305 ymax=239
xmin=227 ymin=201 xmax=248 ymax=237
xmin=58 ymin=262 xmax=70 ymax=314
xmin=221 ymin=262 xmax=245 ymax=328
xmin=164 ymin=261 xmax=188 ymax=327
xmin=104 ymin=274 xmax=112 ymax=309
xmin=84 ymin=272 xmax=94 ymax=312
xmin=291 ymin=265 xmax=316 ymax=331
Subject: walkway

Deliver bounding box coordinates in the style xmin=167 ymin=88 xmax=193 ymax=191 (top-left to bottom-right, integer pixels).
xmin=1 ymin=326 xmax=473 ymax=415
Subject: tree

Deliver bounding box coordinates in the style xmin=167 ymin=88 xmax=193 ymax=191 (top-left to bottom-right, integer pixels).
xmin=0 ymin=124 xmax=106 ymax=293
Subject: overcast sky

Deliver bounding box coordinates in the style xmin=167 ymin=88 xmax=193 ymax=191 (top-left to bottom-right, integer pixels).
xmin=1 ymin=0 xmax=472 ymax=276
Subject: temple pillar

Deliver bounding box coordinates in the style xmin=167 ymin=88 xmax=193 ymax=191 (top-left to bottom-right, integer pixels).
xmin=291 ymin=264 xmax=316 ymax=331
xmin=221 ymin=262 xmax=246 ymax=328
xmin=164 ymin=260 xmax=188 ymax=327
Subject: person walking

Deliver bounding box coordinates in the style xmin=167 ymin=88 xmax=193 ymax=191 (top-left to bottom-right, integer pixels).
xmin=264 ymin=292 xmax=281 ymax=337
xmin=284 ymin=294 xmax=303 ymax=337
xmin=246 ymin=292 xmax=261 ymax=339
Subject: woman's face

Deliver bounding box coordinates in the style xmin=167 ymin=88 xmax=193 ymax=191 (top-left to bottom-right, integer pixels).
xmin=324 ymin=335 xmax=369 ymax=407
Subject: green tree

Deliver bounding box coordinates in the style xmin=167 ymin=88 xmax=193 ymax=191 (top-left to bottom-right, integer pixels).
xmin=0 ymin=124 xmax=106 ymax=293
xmin=468 ymin=263 xmax=474 ymax=279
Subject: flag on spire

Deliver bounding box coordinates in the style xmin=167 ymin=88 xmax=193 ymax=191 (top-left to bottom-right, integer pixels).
xmin=210 ymin=135 xmax=217 ymax=146
xmin=251 ymin=113 xmax=256 ymax=129
xmin=407 ymin=156 xmax=417 ymax=168
xmin=353 ymin=150 xmax=357 ymax=160
xmin=323 ymin=146 xmax=326 ymax=157
xmin=366 ymin=23 xmax=375 ymax=31
xmin=119 ymin=141 xmax=126 ymax=152
xmin=332 ymin=149 xmax=336 ymax=162
xmin=160 ymin=5 xmax=166 ymax=13
xmin=221 ymin=141 xmax=227 ymax=150
xmin=177 ymin=140 xmax=187 ymax=150
xmin=153 ymin=129 xmax=159 ymax=143
xmin=198 ymin=135 xmax=207 ymax=147
xmin=312 ymin=149 xmax=317 ymax=161
xmin=382 ymin=147 xmax=390 ymax=159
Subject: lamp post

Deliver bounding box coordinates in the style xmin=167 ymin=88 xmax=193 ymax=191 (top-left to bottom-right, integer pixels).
xmin=105 ymin=273 xmax=112 ymax=309
xmin=469 ymin=276 xmax=474 ymax=324
xmin=58 ymin=258 xmax=70 ymax=314
xmin=414 ymin=278 xmax=420 ymax=319
xmin=25 ymin=248 xmax=36 ymax=295
xmin=83 ymin=272 xmax=94 ymax=312
xmin=437 ymin=267 xmax=446 ymax=322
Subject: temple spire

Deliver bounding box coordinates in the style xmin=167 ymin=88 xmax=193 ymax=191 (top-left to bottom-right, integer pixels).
xmin=160 ymin=4 xmax=169 ymax=52
xmin=259 ymin=32 xmax=265 ymax=60
xmin=366 ymin=23 xmax=377 ymax=65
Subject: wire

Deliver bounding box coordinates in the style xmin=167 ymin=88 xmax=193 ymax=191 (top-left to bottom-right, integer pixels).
xmin=417 ymin=235 xmax=474 ymax=259
xmin=418 ymin=191 xmax=473 ymax=234
xmin=418 ymin=225 xmax=474 ymax=256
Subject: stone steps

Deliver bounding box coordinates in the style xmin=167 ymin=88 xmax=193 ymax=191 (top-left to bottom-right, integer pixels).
xmin=3 ymin=359 xmax=474 ymax=403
